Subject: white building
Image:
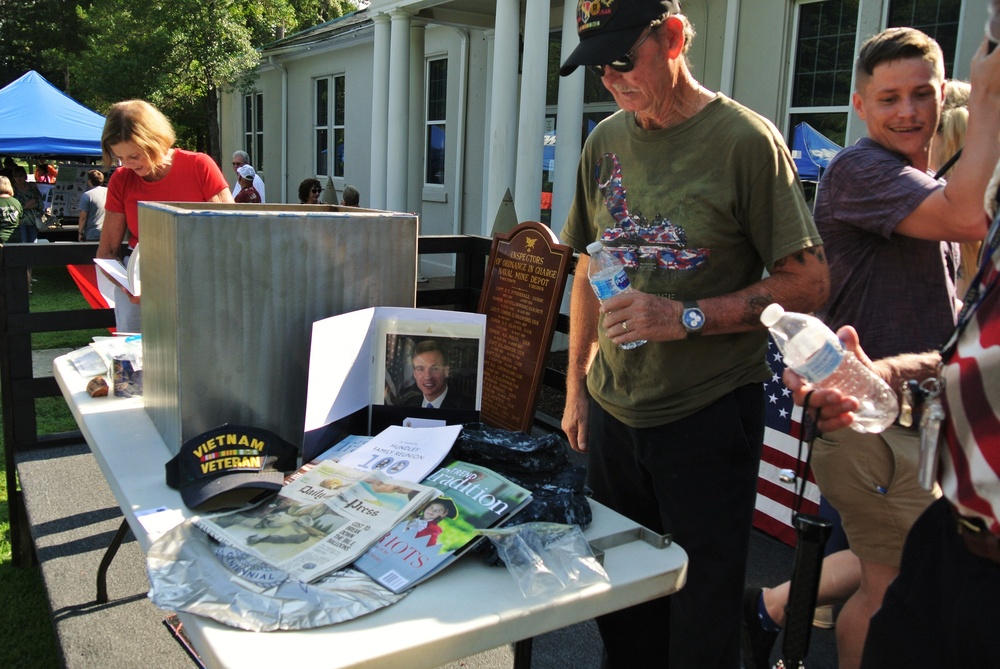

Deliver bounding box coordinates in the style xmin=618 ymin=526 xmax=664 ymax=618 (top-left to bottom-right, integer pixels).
xmin=220 ymin=0 xmax=987 ymax=278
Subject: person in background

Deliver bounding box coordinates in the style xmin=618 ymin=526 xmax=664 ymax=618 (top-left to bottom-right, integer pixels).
xmin=930 ymin=79 xmax=980 ymax=297
xmin=230 ymin=150 xmax=265 ymax=202
xmin=298 ymin=178 xmax=322 ymax=204
xmin=34 ymin=161 xmax=57 ymax=183
xmin=97 ymin=100 xmax=233 ymax=332
xmin=556 ymin=2 xmax=828 ymax=667
xmin=77 ymin=169 xmax=107 ymax=242
xmin=0 ymin=175 xmax=23 ymax=244
xmin=233 ymin=165 xmax=262 ymax=204
xmin=0 ymin=156 xmax=15 ymax=180
xmin=341 ymin=184 xmax=360 ymax=207
xmin=802 ymin=28 xmax=1000 ymax=669
xmin=11 ymin=165 xmax=43 ymax=245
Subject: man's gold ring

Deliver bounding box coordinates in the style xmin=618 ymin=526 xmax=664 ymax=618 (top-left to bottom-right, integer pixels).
xmin=622 ymin=321 xmax=629 ymax=332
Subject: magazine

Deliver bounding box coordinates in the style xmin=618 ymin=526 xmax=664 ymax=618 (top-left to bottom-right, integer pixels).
xmin=283 ymin=435 xmax=373 ymax=485
xmin=194 ymin=461 xmax=438 ymax=583
xmin=353 ymin=460 xmax=533 ymax=593
xmin=336 ymin=424 xmax=462 ymax=483
xmin=94 ymin=243 xmax=141 ymax=296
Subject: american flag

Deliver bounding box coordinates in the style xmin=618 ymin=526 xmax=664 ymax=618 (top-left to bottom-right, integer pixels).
xmin=384 ymin=335 xmax=416 ymax=404
xmin=756 ymin=336 xmax=821 ymax=545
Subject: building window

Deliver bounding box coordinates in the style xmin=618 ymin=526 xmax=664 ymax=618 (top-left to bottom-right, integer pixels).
xmin=314 ymin=75 xmax=346 ymax=177
xmin=788 ymin=0 xmax=859 ymax=147
xmin=243 ymin=93 xmax=263 ymax=170
xmin=887 ymin=0 xmax=961 ymax=76
xmin=425 ymin=58 xmax=447 ymax=186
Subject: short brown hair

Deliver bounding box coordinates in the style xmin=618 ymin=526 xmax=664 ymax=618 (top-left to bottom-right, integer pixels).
xmin=855 ymin=27 xmax=944 ymax=91
xmin=86 ymin=169 xmax=105 ymax=188
xmin=101 ymin=100 xmax=176 ymax=169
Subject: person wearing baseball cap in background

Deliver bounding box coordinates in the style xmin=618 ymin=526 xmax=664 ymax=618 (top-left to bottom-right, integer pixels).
xmin=234 ymin=164 xmax=262 ymax=204
xmin=231 ymin=150 xmax=266 ymax=202
xmin=558 ymin=1 xmax=828 ymax=667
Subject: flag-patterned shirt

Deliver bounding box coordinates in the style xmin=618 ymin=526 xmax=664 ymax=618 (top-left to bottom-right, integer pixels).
xmin=939 ymin=223 xmax=1000 ymax=533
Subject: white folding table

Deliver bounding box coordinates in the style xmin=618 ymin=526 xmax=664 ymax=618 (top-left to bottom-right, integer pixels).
xmin=54 ymin=353 xmax=688 ymax=669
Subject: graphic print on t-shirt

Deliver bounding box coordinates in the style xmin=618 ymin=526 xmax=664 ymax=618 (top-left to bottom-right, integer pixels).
xmin=596 ymin=152 xmax=709 ymax=271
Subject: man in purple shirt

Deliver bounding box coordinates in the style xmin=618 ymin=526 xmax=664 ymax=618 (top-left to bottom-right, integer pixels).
xmin=807 ymin=27 xmax=999 ymax=669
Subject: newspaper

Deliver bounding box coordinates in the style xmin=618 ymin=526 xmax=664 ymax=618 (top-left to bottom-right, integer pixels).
xmin=194 ymin=461 xmax=438 ymax=583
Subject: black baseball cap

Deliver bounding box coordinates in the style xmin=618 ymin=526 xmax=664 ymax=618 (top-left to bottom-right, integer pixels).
xmin=559 ymin=0 xmax=681 ymax=76
xmin=165 ymin=424 xmax=299 ymax=511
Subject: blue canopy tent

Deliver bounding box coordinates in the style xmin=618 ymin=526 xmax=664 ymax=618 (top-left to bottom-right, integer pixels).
xmin=791 ymin=122 xmax=842 ymax=183
xmin=0 ymin=70 xmax=104 ymax=156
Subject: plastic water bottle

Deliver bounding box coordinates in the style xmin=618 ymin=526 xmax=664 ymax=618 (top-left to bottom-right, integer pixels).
xmin=760 ymin=303 xmax=898 ymax=433
xmin=586 ymin=241 xmax=647 ymax=350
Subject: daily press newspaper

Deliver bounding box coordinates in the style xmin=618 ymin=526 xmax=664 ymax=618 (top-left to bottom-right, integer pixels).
xmin=194 ymin=461 xmax=438 ymax=583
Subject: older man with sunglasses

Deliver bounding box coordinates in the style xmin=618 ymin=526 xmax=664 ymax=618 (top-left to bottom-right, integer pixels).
xmin=558 ymin=2 xmax=828 ymax=667
xmin=231 ymin=150 xmax=266 ymax=203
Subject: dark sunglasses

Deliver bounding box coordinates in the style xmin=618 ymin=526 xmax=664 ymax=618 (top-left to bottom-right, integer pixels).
xmin=232 ymin=162 xmax=244 ymax=167
xmin=588 ymin=21 xmax=661 ymax=78
xmin=310 ymin=188 xmax=322 ymax=193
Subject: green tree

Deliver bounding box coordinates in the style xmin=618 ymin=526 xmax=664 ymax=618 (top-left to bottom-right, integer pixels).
xmin=287 ymin=0 xmax=359 ymax=28
xmin=72 ymin=0 xmax=295 ymax=159
xmin=3 ymin=0 xmax=357 ymax=161
xmin=0 ymin=0 xmax=91 ymax=89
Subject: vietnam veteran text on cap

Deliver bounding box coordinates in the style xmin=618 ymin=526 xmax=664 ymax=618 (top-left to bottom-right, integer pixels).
xmin=165 ymin=424 xmax=298 ymax=511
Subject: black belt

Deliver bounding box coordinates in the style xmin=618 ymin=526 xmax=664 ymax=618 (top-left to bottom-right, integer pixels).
xmin=951 ymin=504 xmax=1000 ymax=563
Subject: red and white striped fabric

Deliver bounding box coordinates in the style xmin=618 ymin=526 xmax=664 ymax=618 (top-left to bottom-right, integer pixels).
xmin=939 ymin=245 xmax=1000 ymax=533
xmin=756 ymin=337 xmax=821 ymax=546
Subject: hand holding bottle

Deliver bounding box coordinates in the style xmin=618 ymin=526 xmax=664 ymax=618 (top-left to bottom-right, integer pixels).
xmin=762 ymin=304 xmax=898 ymax=433
xmin=586 ymin=241 xmax=647 ymax=350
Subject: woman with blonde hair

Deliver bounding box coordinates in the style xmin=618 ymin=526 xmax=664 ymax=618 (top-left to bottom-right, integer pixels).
xmin=96 ymin=100 xmax=232 ymax=331
xmin=930 ymin=79 xmax=980 ymax=297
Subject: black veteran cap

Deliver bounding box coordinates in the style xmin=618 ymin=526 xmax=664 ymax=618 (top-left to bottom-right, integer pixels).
xmin=165 ymin=424 xmax=299 ymax=511
xmin=559 ymin=0 xmax=681 ymax=76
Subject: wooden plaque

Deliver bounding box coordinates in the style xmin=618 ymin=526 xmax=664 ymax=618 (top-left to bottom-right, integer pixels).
xmin=477 ymin=221 xmax=572 ymax=432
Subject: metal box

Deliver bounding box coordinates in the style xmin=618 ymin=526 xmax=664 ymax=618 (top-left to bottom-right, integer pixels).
xmin=138 ymin=202 xmax=418 ymax=454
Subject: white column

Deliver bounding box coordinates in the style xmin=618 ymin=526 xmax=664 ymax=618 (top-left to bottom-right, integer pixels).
xmin=369 ymin=14 xmax=391 ymax=210
xmin=407 ymin=21 xmax=426 ymax=217
xmin=551 ymin=0 xmax=584 ymax=238
xmin=513 ymin=0 xmax=549 ymax=224
xmin=485 ymin=0 xmax=521 ymax=232
xmin=386 ymin=10 xmax=412 ymax=213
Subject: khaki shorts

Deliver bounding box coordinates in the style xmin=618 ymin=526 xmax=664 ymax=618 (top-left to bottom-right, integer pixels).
xmin=811 ymin=425 xmax=939 ymax=567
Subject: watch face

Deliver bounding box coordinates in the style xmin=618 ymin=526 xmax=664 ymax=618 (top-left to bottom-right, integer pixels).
xmin=682 ymin=307 xmax=704 ymax=332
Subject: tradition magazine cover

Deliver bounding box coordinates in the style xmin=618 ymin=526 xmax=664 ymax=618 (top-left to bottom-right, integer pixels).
xmin=354 ymin=460 xmax=532 ymax=593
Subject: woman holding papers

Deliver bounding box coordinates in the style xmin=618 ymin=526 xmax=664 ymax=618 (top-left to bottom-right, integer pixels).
xmin=96 ymin=100 xmax=232 ymax=332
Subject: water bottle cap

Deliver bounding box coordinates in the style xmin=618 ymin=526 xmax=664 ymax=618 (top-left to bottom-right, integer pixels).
xmin=760 ymin=303 xmax=786 ymax=327
xmin=586 ymin=241 xmax=604 ymax=255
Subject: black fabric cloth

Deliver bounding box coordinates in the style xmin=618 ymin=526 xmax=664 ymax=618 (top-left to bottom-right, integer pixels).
xmin=451 ymin=424 xmax=592 ymax=565
xmin=861 ymin=498 xmax=1000 ymax=668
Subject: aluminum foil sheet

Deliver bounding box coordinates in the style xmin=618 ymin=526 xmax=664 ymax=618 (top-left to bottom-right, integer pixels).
xmin=146 ymin=520 xmax=406 ymax=631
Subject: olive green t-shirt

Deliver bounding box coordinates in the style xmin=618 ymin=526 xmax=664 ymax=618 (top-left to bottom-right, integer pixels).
xmin=561 ymin=95 xmax=821 ymax=428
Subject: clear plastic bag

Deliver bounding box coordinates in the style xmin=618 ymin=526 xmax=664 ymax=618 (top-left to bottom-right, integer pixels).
xmin=479 ymin=522 xmax=609 ymax=598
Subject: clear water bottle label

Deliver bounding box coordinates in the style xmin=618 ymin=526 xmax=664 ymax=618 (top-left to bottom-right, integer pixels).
xmin=797 ymin=340 xmax=844 ymax=383
xmin=591 ymin=268 xmax=630 ymax=301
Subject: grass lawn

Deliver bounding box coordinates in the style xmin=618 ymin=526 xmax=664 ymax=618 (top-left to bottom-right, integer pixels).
xmin=1 ymin=264 xmax=110 ymax=668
